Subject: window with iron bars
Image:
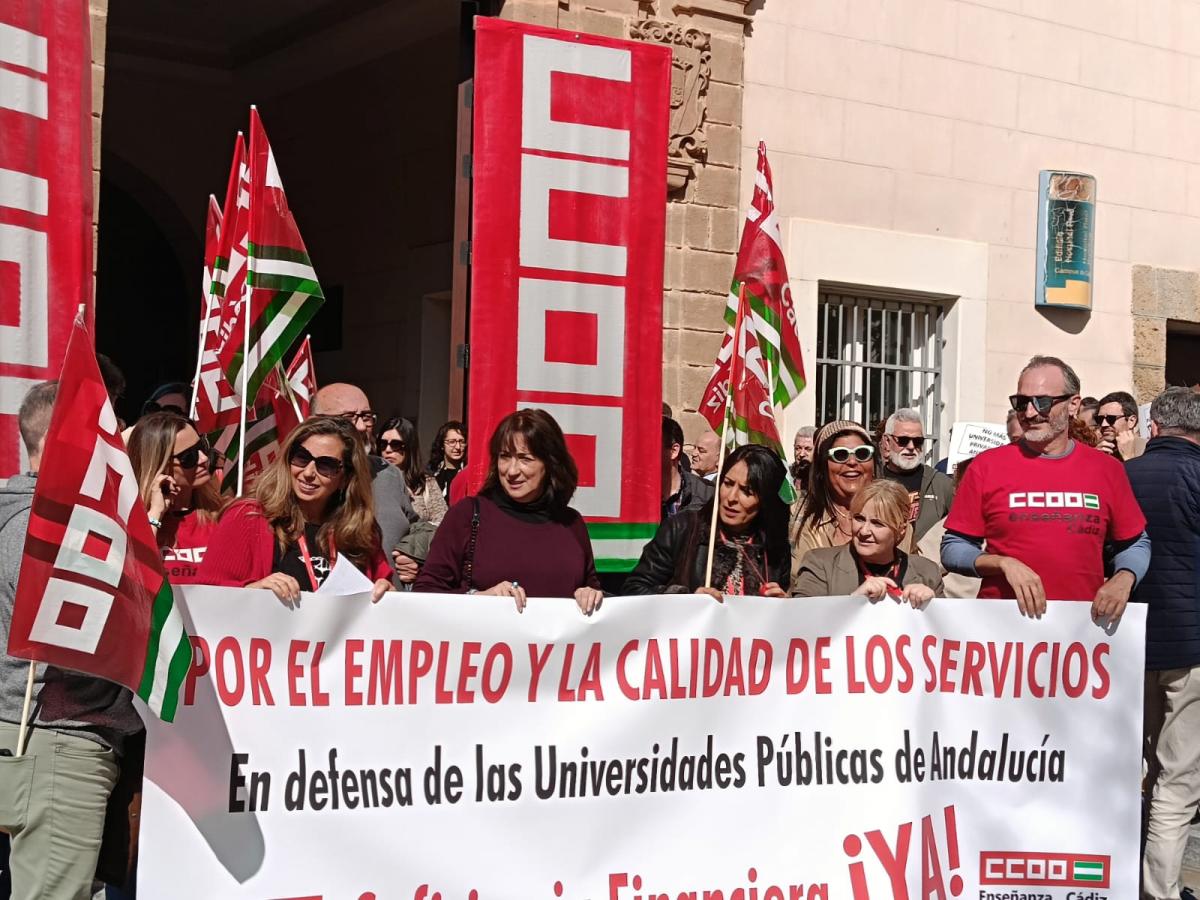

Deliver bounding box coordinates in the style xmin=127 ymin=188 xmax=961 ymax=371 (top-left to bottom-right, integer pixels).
xmin=815 ymin=287 xmax=945 ymax=459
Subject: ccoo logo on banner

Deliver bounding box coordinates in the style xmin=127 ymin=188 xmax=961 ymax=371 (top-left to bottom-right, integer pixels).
xmin=0 ymin=0 xmax=95 ymax=477
xmin=466 ymin=19 xmax=671 ymax=571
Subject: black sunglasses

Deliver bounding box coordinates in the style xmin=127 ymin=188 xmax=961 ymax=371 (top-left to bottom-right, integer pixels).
xmin=288 ymin=444 xmax=347 ymax=479
xmin=827 ymin=445 xmax=874 ymax=464
xmin=891 ymin=435 xmax=925 ymax=449
xmin=378 ymin=439 xmax=407 ymax=455
xmin=1095 ymin=414 xmax=1128 ymax=427
xmin=172 ymin=440 xmax=209 ymax=471
xmin=1009 ymin=393 xmax=1073 ymax=415
xmin=145 ymin=401 xmax=186 ymax=416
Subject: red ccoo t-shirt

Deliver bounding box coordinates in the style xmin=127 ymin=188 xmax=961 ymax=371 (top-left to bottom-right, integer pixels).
xmin=945 ymin=441 xmax=1146 ymax=601
xmin=161 ymin=512 xmax=218 ymax=585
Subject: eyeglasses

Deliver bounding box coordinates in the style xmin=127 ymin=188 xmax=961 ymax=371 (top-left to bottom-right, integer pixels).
xmin=378 ymin=439 xmax=407 ymax=455
xmin=172 ymin=440 xmax=210 ymax=471
xmin=827 ymin=445 xmax=874 ymax=464
xmin=890 ymin=435 xmax=925 ymax=449
xmin=444 ymin=438 xmax=466 ymax=447
xmin=288 ymin=444 xmax=346 ymax=479
xmin=1095 ymin=414 xmax=1128 ymax=427
xmin=1009 ymin=394 xmax=1073 ymax=415
xmin=339 ymin=411 xmax=377 ymax=426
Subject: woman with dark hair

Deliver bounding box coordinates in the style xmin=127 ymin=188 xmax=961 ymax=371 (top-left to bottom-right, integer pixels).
xmin=623 ymin=444 xmax=791 ymax=599
xmin=198 ymin=416 xmax=394 ymax=604
xmin=792 ymin=480 xmax=942 ymax=603
xmin=128 ymin=411 xmax=225 ymax=584
xmin=427 ymin=420 xmax=467 ymax=500
xmin=414 ymin=409 xmax=603 ymax=614
xmin=378 ymin=417 xmax=447 ymax=525
xmin=790 ymin=420 xmax=914 ymax=585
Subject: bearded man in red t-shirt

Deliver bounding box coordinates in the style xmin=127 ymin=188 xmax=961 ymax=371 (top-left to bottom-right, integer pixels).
xmin=941 ymin=355 xmax=1150 ymax=623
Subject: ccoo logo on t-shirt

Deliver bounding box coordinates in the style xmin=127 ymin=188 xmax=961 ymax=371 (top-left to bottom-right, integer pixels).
xmin=1008 ymin=491 xmax=1100 ymax=510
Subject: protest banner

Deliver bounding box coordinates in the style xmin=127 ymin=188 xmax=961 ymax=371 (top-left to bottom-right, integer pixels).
xmin=947 ymin=422 xmax=1009 ymax=470
xmin=0 ymin=0 xmax=94 ymax=477
xmin=467 ymin=19 xmax=671 ymax=571
xmin=139 ymin=588 xmax=1144 ymax=899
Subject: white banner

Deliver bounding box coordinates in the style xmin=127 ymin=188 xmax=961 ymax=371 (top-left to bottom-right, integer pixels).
xmin=139 ymin=588 xmax=1145 ymax=900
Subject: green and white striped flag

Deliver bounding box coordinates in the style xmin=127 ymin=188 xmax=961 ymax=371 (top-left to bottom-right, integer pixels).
xmin=1072 ymin=860 xmax=1105 ymax=883
xmin=218 ymin=108 xmax=323 ymax=409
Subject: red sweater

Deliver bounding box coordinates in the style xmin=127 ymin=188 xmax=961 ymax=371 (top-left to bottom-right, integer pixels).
xmin=196 ymin=500 xmax=392 ymax=587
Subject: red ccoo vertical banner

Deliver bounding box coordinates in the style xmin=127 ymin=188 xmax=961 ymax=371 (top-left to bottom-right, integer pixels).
xmin=468 ymin=17 xmax=669 ymax=571
xmin=0 ymin=0 xmax=94 ymax=478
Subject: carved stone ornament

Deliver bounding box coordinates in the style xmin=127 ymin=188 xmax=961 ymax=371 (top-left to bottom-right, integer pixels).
xmin=629 ymin=19 xmax=711 ymax=192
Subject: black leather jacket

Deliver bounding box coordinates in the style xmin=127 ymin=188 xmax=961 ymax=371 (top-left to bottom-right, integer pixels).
xmin=624 ymin=509 xmax=791 ymax=595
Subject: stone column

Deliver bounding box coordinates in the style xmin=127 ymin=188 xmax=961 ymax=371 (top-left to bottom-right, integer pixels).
xmin=1131 ymin=265 xmax=1200 ymax=402
xmin=90 ymin=0 xmax=108 ymax=268
xmin=498 ymin=0 xmax=752 ymax=440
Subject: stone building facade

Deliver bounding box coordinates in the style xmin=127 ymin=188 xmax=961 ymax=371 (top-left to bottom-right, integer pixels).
xmin=87 ymin=0 xmax=1200 ymax=452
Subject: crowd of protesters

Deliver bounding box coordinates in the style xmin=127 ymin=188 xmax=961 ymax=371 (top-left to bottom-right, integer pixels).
xmin=1 ymin=351 xmax=1200 ymax=899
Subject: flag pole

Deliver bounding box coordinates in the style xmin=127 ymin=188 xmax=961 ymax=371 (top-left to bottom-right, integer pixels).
xmin=702 ymin=388 xmax=733 ymax=590
xmin=277 ymin=360 xmax=303 ymax=422
xmin=15 ymin=662 xmax=35 ymax=756
xmin=704 ymin=284 xmax=746 ymax=590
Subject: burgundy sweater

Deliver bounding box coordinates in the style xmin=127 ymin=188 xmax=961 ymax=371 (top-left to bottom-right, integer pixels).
xmin=413 ymin=495 xmax=600 ymax=598
xmin=197 ymin=500 xmax=392 ymax=587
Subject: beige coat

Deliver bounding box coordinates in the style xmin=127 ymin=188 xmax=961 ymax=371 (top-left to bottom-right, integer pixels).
xmin=791 ymin=544 xmax=944 ymax=598
xmin=791 ymin=513 xmax=915 ymax=587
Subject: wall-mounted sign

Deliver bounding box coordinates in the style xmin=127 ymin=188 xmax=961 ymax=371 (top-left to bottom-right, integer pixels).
xmin=1035 ymin=170 xmax=1096 ymax=310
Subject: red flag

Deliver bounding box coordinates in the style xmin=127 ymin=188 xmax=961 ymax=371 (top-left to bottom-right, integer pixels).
xmin=8 ymin=318 xmax=191 ymax=720
xmin=194 ymin=133 xmax=248 ymax=434
xmin=285 ymin=335 xmax=316 ymax=420
xmin=726 ymin=286 xmax=784 ymax=455
xmin=217 ymin=108 xmax=324 ymax=407
xmin=699 ymin=142 xmax=805 ymax=430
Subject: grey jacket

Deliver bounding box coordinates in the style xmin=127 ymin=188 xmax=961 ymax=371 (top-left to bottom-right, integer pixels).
xmin=0 ymin=474 xmax=141 ymax=753
xmin=370 ymin=456 xmax=414 ymax=558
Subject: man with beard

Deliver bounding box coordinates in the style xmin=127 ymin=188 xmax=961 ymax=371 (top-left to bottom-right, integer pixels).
xmin=1095 ymin=390 xmax=1147 ymax=461
xmin=940 ymin=356 xmax=1150 ymax=621
xmin=878 ymin=408 xmax=954 ymax=541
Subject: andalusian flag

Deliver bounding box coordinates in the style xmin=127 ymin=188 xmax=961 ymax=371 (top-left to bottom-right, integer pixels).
xmin=218 ymin=107 xmax=324 ymax=408
xmin=8 ymin=318 xmax=192 ymax=721
xmin=699 ymin=142 xmax=805 ymax=425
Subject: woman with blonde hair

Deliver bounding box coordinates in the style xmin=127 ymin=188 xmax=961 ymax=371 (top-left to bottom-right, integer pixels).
xmin=198 ymin=416 xmax=394 ymax=604
xmin=127 ymin=411 xmax=225 ymax=584
xmin=792 ymin=479 xmax=942 ymax=605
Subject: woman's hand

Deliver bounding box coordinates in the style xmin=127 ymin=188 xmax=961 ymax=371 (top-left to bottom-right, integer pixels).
xmin=248 ymin=573 xmax=301 ymax=607
xmin=391 ymin=551 xmax=420 ymax=584
xmin=761 ymin=582 xmax=786 ymax=598
xmin=371 ymin=578 xmax=395 ymax=603
xmin=852 ymin=576 xmax=898 ymax=603
xmin=696 ymin=586 xmax=724 ymax=603
xmin=148 ymin=473 xmax=178 ymax=523
xmin=574 ymin=587 xmax=603 ymax=617
xmin=901 ymin=583 xmax=934 ymax=609
xmin=482 ymin=580 xmax=528 ymax=613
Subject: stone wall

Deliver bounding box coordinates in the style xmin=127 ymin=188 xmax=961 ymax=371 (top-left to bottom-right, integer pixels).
xmin=1132 ymin=265 xmax=1200 ymax=401
xmin=500 ymin=0 xmax=751 ymax=439
xmin=90 ymin=0 xmax=107 ymax=266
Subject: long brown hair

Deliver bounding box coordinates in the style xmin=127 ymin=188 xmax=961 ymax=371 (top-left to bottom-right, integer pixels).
xmin=253 ymin=416 xmax=378 ymax=565
xmin=128 ymin=412 xmax=225 ymax=523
